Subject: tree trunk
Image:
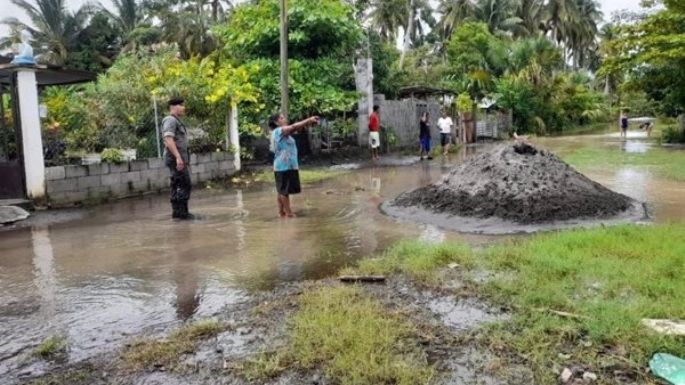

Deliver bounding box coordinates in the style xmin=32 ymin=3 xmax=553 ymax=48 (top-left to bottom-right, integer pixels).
xmin=212 ymin=0 xmax=219 ymax=22
xmin=604 ymin=76 xmax=611 ymax=95
xmin=398 ymin=0 xmax=415 ymax=70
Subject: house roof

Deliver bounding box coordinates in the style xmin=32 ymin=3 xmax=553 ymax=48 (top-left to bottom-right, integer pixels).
xmin=0 ymin=63 xmax=96 ymax=87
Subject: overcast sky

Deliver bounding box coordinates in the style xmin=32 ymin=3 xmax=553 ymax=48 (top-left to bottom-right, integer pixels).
xmin=0 ymin=0 xmax=645 ymax=45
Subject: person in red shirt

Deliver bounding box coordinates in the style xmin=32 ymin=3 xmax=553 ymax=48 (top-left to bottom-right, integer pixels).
xmin=368 ymin=105 xmax=381 ymax=161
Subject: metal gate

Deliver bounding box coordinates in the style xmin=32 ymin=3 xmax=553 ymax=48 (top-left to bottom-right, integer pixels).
xmin=0 ymin=80 xmax=25 ymax=200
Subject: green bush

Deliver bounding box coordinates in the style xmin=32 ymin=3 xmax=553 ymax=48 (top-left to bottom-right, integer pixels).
xmin=100 ymin=148 xmax=124 ymax=163
xmin=662 ymin=125 xmax=685 ymax=143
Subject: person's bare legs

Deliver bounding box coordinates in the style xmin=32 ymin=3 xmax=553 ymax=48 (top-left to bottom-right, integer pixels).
xmin=282 ymin=194 xmax=295 ymax=217
xmin=277 ymin=195 xmax=286 ymax=217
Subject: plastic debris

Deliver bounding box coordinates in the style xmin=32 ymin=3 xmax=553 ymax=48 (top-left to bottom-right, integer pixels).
xmin=650 ymin=353 xmax=685 ymax=385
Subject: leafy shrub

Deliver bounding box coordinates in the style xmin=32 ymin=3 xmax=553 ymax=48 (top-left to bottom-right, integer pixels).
xmin=662 ymin=125 xmax=685 ymax=143
xmin=189 ymin=136 xmax=222 ymax=154
xmin=42 ymin=127 xmax=67 ymax=166
xmin=101 ymin=148 xmax=124 ymax=163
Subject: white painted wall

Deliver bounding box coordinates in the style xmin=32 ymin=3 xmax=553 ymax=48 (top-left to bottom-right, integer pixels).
xmin=16 ymin=69 xmax=46 ymax=200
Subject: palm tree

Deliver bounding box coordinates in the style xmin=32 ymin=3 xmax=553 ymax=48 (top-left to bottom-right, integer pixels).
xmin=515 ymin=0 xmax=545 ymax=37
xmin=106 ymin=0 xmax=144 ymax=38
xmin=437 ymin=0 xmax=476 ymax=40
xmin=1 ymin=0 xmax=92 ymax=65
xmin=474 ymin=0 xmax=522 ymax=35
xmin=368 ymin=0 xmax=407 ymax=42
xmin=566 ymin=0 xmax=601 ymax=69
xmin=158 ymin=0 xmax=217 ymax=58
xmin=399 ymin=0 xmax=434 ymax=68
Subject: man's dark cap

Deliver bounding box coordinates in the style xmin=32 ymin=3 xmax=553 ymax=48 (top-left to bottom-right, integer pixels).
xmin=168 ymin=98 xmax=185 ymax=107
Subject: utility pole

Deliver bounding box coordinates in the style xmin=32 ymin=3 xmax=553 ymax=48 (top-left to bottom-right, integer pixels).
xmin=280 ymin=0 xmax=288 ymax=120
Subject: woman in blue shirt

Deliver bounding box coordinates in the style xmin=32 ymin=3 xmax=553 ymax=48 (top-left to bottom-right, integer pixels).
xmin=268 ymin=113 xmax=319 ymax=217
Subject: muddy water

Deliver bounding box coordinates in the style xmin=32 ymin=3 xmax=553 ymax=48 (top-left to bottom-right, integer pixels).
xmin=1 ymin=132 xmax=684 ymax=379
xmin=0 ymin=159 xmax=493 ymax=378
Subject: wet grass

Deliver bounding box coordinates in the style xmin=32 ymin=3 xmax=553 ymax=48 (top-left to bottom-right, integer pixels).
xmin=34 ymin=335 xmax=67 ymax=359
xmin=121 ymin=319 xmax=222 ymax=371
xmin=341 ymin=240 xmax=474 ymax=284
xmin=341 ymin=224 xmax=685 ymax=384
xmin=25 ymin=369 xmax=95 ymax=385
xmin=478 ymin=224 xmax=685 ymax=383
xmin=242 ymin=286 xmax=434 ymax=385
xmin=562 ymin=145 xmax=685 ymax=182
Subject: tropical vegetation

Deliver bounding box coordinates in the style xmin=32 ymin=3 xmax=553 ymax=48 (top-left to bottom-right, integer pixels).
xmin=1 ymin=0 xmax=683 ymax=162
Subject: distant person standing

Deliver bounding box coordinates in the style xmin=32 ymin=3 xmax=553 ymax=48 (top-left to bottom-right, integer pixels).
xmin=437 ymin=111 xmax=454 ymax=155
xmin=419 ymin=112 xmax=433 ymax=160
xmin=620 ymin=111 xmax=629 ymax=138
xmin=269 ymin=113 xmax=320 ymax=218
xmin=162 ymin=98 xmax=194 ymax=220
xmin=368 ymin=105 xmax=381 ymax=161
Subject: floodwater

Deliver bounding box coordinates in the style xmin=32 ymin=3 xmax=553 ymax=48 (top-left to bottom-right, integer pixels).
xmin=1 ymin=131 xmax=684 ymax=379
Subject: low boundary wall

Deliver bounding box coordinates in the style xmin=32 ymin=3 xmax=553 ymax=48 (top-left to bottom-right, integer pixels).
xmin=45 ymin=152 xmax=236 ymax=206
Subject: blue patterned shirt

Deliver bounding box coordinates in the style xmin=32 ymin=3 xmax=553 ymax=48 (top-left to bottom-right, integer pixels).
xmin=272 ymin=127 xmax=299 ymax=172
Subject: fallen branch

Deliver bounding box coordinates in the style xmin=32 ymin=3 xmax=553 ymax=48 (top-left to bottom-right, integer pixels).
xmin=339 ymin=275 xmax=386 ymax=283
xmin=535 ymin=308 xmax=589 ymax=320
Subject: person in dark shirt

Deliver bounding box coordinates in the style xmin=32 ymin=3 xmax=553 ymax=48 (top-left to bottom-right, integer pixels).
xmin=162 ymin=98 xmax=194 ymax=220
xmin=419 ymin=112 xmax=433 ymax=160
xmin=620 ymin=111 xmax=628 ymax=138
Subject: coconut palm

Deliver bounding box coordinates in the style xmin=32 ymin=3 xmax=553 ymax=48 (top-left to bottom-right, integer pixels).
xmin=515 ymin=0 xmax=545 ymax=37
xmin=158 ymin=0 xmax=217 ymax=58
xmin=368 ymin=0 xmax=408 ymax=42
xmin=1 ymin=0 xmax=92 ymax=65
xmin=566 ymin=0 xmax=601 ymax=69
xmin=104 ymin=0 xmax=146 ymax=43
xmin=474 ymin=0 xmax=522 ymax=35
xmin=437 ymin=0 xmax=475 ymax=40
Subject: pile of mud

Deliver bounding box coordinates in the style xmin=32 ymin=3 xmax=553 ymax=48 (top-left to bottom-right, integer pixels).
xmin=392 ymin=143 xmax=637 ymax=224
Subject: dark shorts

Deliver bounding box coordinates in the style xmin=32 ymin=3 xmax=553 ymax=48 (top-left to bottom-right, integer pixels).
xmin=440 ymin=133 xmax=450 ymax=146
xmin=420 ymin=137 xmax=431 ymax=152
xmin=274 ymin=170 xmax=301 ymax=196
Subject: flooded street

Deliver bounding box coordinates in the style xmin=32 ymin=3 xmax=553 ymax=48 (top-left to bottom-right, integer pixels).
xmin=1 ymin=132 xmax=684 ymax=379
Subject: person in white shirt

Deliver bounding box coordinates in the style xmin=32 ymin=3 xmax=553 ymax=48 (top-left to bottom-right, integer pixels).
xmin=436 ymin=111 xmax=454 ymax=155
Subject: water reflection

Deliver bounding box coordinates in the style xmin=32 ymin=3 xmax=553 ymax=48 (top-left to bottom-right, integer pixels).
xmin=173 ymin=223 xmax=201 ymax=321
xmin=621 ymin=140 xmax=650 ymax=153
xmin=31 ymin=227 xmax=58 ymax=325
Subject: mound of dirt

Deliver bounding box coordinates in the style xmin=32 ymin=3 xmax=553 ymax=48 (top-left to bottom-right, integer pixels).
xmin=392 ymin=143 xmax=636 ymax=224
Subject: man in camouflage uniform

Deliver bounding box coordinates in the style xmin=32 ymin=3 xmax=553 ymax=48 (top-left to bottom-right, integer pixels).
xmin=162 ymin=98 xmax=194 ymax=220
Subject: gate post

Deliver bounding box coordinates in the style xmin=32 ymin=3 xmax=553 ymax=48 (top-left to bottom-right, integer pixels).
xmin=16 ymin=68 xmax=46 ymax=202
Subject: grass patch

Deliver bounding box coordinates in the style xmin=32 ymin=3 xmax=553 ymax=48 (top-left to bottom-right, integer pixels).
xmin=562 ymin=146 xmax=685 ymax=181
xmin=339 ymin=225 xmax=685 ymax=383
xmin=341 ymin=240 xmax=474 ymax=284
xmin=480 ymin=225 xmax=685 ymax=372
xmin=34 ymin=335 xmax=67 ymax=359
xmin=121 ymin=319 xmax=222 ymax=371
xmin=26 ymin=369 xmax=92 ymax=385
xmin=241 ymin=286 xmax=434 ymax=384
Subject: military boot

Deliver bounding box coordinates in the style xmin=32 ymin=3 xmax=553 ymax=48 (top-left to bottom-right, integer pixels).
xmin=178 ymin=201 xmax=196 ymax=220
xmin=171 ymin=202 xmax=181 ymax=219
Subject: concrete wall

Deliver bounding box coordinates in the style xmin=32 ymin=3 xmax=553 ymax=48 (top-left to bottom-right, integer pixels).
xmin=45 ymin=152 xmax=236 ymax=206
xmin=379 ymin=99 xmax=443 ymax=147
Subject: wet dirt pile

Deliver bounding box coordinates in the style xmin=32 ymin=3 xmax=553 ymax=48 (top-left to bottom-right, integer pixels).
xmin=393 ymin=143 xmax=635 ymax=224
